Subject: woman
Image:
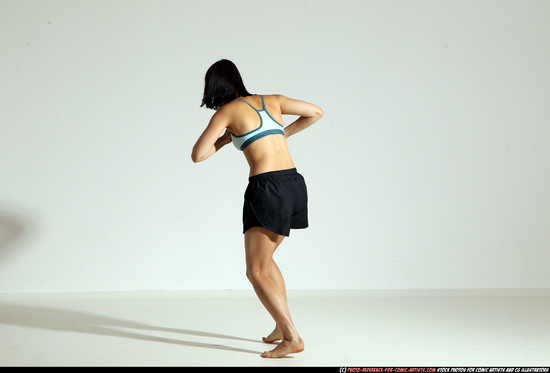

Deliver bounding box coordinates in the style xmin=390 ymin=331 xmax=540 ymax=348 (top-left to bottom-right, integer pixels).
xmin=191 ymin=59 xmax=323 ymax=358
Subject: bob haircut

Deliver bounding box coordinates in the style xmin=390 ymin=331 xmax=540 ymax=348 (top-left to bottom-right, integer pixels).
xmin=201 ymin=59 xmax=252 ymax=110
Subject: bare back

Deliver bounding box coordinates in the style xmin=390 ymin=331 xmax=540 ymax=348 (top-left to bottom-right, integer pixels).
xmin=226 ymin=95 xmax=295 ymax=177
xmin=191 ymin=93 xmax=322 ymax=168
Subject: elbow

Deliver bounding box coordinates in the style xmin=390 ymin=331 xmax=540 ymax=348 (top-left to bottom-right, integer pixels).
xmin=311 ymin=107 xmax=323 ymax=122
xmin=191 ymin=148 xmax=203 ymax=163
xmin=191 ymin=153 xmax=205 ymax=163
xmin=312 ymin=104 xmax=324 ymax=119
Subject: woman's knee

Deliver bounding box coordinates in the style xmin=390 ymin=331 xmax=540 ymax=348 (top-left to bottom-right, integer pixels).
xmin=246 ymin=263 xmax=271 ymax=284
xmin=244 ymin=227 xmax=282 ymax=284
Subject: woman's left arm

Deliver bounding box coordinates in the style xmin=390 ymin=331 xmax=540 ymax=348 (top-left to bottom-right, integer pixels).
xmin=191 ymin=110 xmax=232 ymax=163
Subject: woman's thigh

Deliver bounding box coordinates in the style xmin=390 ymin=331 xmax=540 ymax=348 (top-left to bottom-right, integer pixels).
xmin=244 ymin=227 xmax=285 ymax=271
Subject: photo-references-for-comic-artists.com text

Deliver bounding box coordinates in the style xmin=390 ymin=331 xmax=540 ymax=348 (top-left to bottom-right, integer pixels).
xmin=339 ymin=368 xmax=549 ymax=373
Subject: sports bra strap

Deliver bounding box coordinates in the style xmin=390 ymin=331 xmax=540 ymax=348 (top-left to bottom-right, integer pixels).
xmin=235 ymin=95 xmax=266 ymax=112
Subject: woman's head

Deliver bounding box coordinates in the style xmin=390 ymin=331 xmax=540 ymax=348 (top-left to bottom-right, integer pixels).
xmin=201 ymin=59 xmax=252 ymax=110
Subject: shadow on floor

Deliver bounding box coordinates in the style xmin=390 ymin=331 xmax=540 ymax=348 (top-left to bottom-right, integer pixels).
xmin=0 ymin=301 xmax=262 ymax=355
xmin=0 ymin=209 xmax=33 ymax=263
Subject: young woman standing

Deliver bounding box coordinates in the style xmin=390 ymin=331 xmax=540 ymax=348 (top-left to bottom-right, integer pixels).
xmin=191 ymin=59 xmax=323 ymax=358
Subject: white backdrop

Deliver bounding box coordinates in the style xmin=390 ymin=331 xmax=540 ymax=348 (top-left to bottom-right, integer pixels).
xmin=1 ymin=0 xmax=549 ymax=292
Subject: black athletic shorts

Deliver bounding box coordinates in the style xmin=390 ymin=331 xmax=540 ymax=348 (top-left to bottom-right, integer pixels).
xmin=243 ymin=168 xmax=308 ymax=237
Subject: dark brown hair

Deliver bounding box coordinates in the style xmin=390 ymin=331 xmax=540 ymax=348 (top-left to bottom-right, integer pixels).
xmin=201 ymin=59 xmax=252 ymax=110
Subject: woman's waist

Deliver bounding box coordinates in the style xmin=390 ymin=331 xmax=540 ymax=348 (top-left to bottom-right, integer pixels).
xmin=245 ymin=151 xmax=295 ymax=179
xmin=247 ymin=156 xmax=296 ymax=178
xmin=248 ymin=167 xmax=299 ymax=182
xmin=248 ymin=160 xmax=296 ymax=176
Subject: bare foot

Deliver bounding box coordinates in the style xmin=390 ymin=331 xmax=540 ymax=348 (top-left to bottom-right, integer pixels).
xmin=261 ymin=337 xmax=304 ymax=358
xmin=262 ymin=325 xmax=283 ymax=344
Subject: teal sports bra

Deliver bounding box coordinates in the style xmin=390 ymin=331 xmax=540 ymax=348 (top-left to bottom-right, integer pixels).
xmin=230 ymin=95 xmax=285 ymax=151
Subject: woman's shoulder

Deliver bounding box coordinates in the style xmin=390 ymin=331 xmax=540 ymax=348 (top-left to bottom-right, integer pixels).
xmin=258 ymin=94 xmax=288 ymax=107
xmin=245 ymin=94 xmax=287 ymax=100
xmin=221 ymin=94 xmax=287 ymax=112
xmin=222 ymin=94 xmax=281 ymax=107
xmin=262 ymin=94 xmax=286 ymax=100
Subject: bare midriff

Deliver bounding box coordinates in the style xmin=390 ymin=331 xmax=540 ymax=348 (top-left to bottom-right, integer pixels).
xmin=244 ymin=134 xmax=296 ymax=177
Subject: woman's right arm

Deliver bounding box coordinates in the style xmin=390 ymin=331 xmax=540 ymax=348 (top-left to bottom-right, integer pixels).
xmin=275 ymin=95 xmax=323 ymax=138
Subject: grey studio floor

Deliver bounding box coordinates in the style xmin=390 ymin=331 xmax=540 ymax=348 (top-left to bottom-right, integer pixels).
xmin=1 ymin=289 xmax=549 ymax=367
